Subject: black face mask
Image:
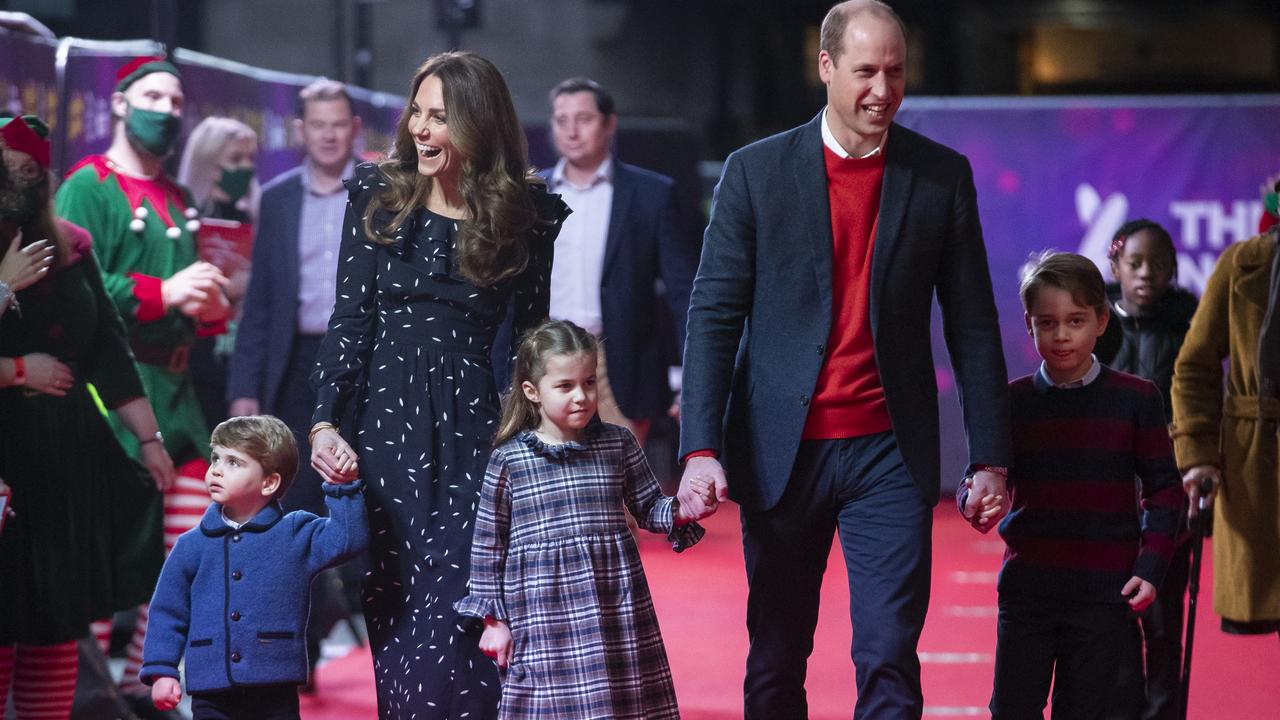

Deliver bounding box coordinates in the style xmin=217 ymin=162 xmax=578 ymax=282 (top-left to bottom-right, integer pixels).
xmin=0 ymin=179 xmax=42 ymax=226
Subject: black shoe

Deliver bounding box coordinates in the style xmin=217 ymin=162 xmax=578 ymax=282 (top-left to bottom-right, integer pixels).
xmin=126 ymin=692 xmax=188 ymax=720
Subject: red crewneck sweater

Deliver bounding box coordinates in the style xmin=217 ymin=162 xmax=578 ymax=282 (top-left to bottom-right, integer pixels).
xmin=801 ymin=145 xmax=891 ymax=439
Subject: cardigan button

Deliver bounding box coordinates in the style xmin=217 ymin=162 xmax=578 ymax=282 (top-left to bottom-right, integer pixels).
xmin=231 ymin=652 xmax=241 ymax=663
xmin=232 ymin=570 xmax=242 ymax=581
xmin=230 ymin=611 xmax=241 ymax=621
xmin=232 ymin=534 xmax=242 ymax=543
xmin=800 ymin=394 xmax=809 ymax=406
xmin=817 ymin=344 xmax=825 ymax=355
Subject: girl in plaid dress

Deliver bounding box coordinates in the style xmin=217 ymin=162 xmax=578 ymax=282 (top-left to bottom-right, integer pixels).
xmin=456 ymin=320 xmax=710 ymax=719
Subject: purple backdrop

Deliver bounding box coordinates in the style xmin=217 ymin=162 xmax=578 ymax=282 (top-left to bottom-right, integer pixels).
xmin=894 ymin=95 xmax=1280 ymax=484
xmin=0 ymin=30 xmax=403 ymax=182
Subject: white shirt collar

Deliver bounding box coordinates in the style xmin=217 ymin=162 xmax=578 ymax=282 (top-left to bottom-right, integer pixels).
xmin=219 ymin=507 xmax=244 ymax=530
xmin=1037 ymin=355 xmax=1102 ymax=389
xmin=821 ymin=107 xmax=887 ymax=159
xmin=550 ymin=156 xmax=614 ymax=191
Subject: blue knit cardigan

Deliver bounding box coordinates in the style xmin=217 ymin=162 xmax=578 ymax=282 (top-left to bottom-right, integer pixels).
xmin=140 ymin=480 xmax=368 ymax=694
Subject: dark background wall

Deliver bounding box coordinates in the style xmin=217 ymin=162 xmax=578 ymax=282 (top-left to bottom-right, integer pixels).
xmin=9 ymin=0 xmax=1277 ymax=161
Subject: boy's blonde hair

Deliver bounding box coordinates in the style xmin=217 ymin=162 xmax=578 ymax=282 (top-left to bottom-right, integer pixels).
xmin=1019 ymin=251 xmax=1107 ymax=315
xmin=210 ymin=415 xmax=299 ymax=499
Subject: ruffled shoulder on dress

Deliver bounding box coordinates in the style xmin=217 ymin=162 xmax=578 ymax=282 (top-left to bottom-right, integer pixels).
xmin=527 ymin=181 xmax=572 ymax=228
xmin=343 ymin=161 xmax=387 ymax=197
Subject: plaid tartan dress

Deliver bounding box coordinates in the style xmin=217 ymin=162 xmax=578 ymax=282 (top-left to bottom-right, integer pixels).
xmin=456 ymin=422 xmax=704 ymax=719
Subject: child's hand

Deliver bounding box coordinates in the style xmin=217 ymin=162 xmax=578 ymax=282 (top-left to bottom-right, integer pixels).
xmin=478 ymin=617 xmax=513 ymax=668
xmin=675 ymin=477 xmax=716 ymax=526
xmin=960 ymin=477 xmax=1004 ymax=534
xmin=151 ymin=677 xmax=182 ymax=711
xmin=1122 ymin=576 xmax=1156 ymax=612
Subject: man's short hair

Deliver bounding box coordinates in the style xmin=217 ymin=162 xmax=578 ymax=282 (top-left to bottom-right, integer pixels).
xmin=1019 ymin=251 xmax=1107 ymax=316
xmin=297 ymin=77 xmax=355 ymax=120
xmin=210 ymin=415 xmax=299 ymax=499
xmin=548 ymin=77 xmax=615 ymax=117
xmin=820 ymin=0 xmax=907 ymax=66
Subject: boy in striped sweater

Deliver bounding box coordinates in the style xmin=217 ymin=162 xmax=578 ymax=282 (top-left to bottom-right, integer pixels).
xmin=962 ymin=251 xmax=1184 ymax=720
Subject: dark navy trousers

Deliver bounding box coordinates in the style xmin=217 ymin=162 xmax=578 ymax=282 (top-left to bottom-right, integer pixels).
xmin=741 ymin=431 xmax=933 ymax=720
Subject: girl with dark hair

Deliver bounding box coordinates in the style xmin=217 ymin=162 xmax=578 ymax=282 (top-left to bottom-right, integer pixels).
xmin=306 ymin=53 xmax=570 ymax=718
xmin=456 ymin=320 xmax=707 ymax=720
xmin=0 ymin=114 xmax=172 ymax=720
xmin=1100 ymin=218 xmax=1197 ymax=720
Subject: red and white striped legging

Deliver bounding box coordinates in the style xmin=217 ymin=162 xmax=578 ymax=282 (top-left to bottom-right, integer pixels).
xmin=93 ymin=457 xmax=211 ymax=697
xmin=0 ymin=642 xmax=78 ymax=720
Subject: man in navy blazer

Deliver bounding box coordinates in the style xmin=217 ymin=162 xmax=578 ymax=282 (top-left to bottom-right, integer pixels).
xmin=677 ymin=2 xmax=1011 ymax=717
xmin=227 ymin=80 xmax=360 ymax=515
xmin=541 ymin=77 xmax=697 ymax=443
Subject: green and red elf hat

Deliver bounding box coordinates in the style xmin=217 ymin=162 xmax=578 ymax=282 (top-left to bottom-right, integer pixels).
xmin=0 ymin=115 xmax=51 ymax=170
xmin=115 ymin=55 xmax=182 ymax=93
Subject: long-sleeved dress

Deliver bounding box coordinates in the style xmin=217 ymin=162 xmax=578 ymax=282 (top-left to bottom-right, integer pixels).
xmin=0 ymin=221 xmax=164 ymax=644
xmin=455 ymin=422 xmax=704 ymax=720
xmin=310 ymin=162 xmax=567 ymax=719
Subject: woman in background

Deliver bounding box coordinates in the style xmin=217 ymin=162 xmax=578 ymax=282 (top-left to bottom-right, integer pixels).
xmin=177 ymin=116 xmax=259 ymax=427
xmin=0 ymin=113 xmax=172 ymax=720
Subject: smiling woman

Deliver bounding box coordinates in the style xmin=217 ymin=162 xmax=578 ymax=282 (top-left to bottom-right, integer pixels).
xmin=305 ymin=51 xmax=571 ymax=720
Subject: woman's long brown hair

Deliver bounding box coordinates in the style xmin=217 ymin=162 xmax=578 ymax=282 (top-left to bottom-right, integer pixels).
xmin=364 ymin=52 xmax=539 ymax=287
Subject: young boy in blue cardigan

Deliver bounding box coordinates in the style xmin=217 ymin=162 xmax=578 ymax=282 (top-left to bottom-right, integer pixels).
xmin=140 ymin=415 xmax=368 ymax=719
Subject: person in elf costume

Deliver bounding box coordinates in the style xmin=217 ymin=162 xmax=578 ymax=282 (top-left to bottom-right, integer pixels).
xmin=54 ymin=56 xmax=230 ymax=719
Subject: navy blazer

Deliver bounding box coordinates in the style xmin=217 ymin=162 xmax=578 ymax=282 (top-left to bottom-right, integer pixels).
xmin=227 ymin=167 xmax=306 ymax=412
xmin=680 ymin=114 xmax=1011 ymax=512
xmin=497 ymin=161 xmax=697 ymax=420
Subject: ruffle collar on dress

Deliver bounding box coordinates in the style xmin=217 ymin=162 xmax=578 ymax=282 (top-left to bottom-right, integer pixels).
xmin=518 ymin=419 xmax=603 ymax=460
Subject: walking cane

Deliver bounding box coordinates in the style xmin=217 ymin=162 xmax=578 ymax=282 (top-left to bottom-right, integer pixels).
xmin=1179 ymin=480 xmax=1212 ymax=720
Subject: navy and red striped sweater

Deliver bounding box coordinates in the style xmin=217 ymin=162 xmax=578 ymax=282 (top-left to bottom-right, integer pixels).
xmin=996 ymin=365 xmax=1183 ymax=603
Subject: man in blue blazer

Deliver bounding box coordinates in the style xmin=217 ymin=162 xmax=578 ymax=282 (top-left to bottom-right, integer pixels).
xmin=541 ymin=77 xmax=698 ymax=443
xmin=677 ymin=2 xmax=1012 ymax=718
xmin=227 ymin=80 xmax=360 ymax=515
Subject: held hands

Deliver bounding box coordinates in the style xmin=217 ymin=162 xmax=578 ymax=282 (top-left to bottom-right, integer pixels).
xmin=1122 ymin=576 xmax=1157 ymax=612
xmin=1182 ymin=465 xmax=1221 ymax=519
xmin=310 ymin=426 xmax=359 ymax=483
xmin=162 ymin=261 xmax=229 ymax=320
xmin=675 ymin=475 xmax=716 ymax=525
xmin=0 ymin=233 xmax=55 ymax=291
xmin=478 ymin=617 xmax=513 ymax=669
xmin=677 ymin=456 xmax=729 ymax=521
xmin=962 ymin=470 xmax=1009 ymax=533
xmin=150 ymin=677 xmax=182 ymax=711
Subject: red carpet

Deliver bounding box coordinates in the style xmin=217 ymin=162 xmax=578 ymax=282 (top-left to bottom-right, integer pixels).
xmin=302 ymin=506 xmax=1279 ymax=718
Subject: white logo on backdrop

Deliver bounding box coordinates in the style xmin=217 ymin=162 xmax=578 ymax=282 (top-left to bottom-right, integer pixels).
xmin=1075 ymin=182 xmax=1263 ymax=296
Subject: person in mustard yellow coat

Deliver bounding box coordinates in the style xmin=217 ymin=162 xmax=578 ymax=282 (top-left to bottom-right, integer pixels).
xmin=1171 ymin=227 xmax=1280 ymax=635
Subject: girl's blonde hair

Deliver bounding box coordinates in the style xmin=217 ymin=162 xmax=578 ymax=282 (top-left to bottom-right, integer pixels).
xmin=177 ymin=116 xmax=260 ymax=221
xmin=494 ymin=319 xmax=598 ymax=447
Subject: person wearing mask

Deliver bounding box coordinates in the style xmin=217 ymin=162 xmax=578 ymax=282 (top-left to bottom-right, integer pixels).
xmin=1 ymin=113 xmax=173 ymax=720
xmin=178 ymin=115 xmax=259 ymax=429
xmin=55 ymin=56 xmax=229 ymax=720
